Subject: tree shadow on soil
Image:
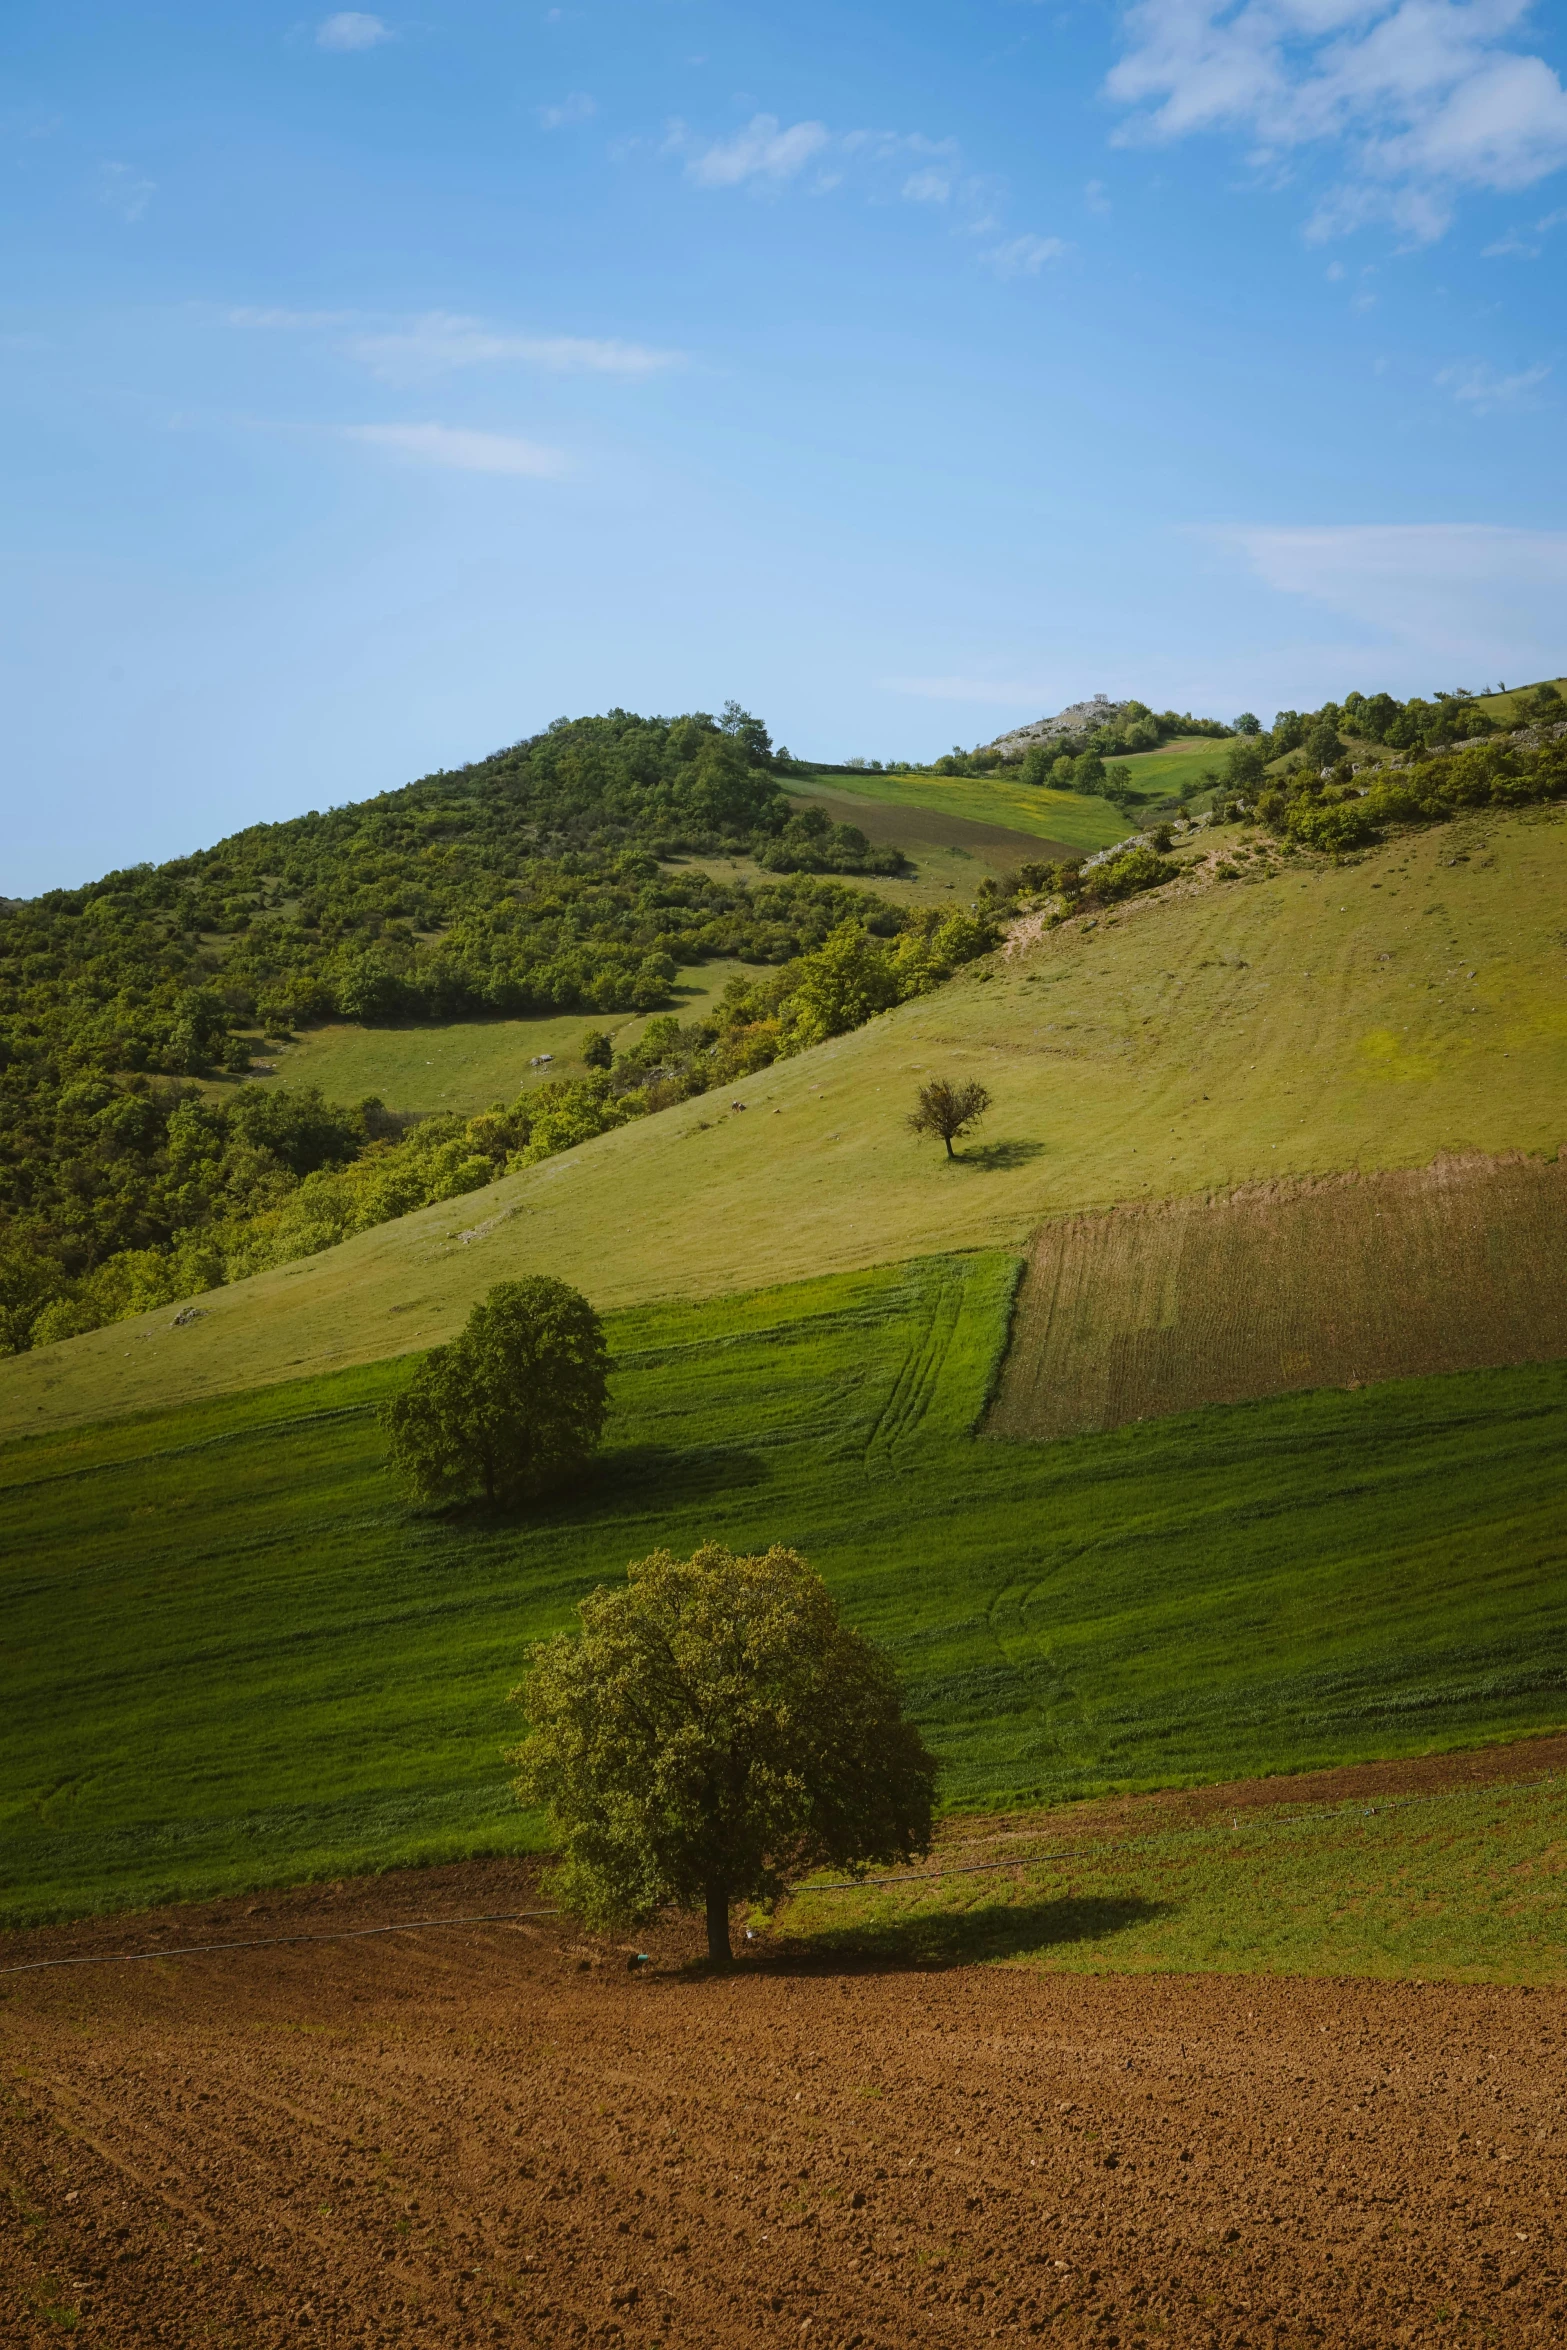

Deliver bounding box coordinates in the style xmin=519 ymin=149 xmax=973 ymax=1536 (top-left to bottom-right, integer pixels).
xmin=763 ymin=1892 xmax=1170 ymax=1974
xmin=954 ymin=1139 xmax=1046 ymax=1174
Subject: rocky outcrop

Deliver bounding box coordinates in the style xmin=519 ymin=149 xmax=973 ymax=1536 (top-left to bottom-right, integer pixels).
xmin=981 ymin=695 xmax=1132 ymax=759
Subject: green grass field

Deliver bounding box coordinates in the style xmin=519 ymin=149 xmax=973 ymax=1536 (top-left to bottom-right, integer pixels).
xmin=779 ymin=1772 xmax=1567 ymax=1985
xmin=12 ymin=802 xmax=1565 ymax=1437
xmin=5 ymin=1251 xmax=1567 ymax=1928
xmin=250 ymin=961 xmax=756 ymax=1118
xmin=790 ymin=766 xmax=1129 ymax=853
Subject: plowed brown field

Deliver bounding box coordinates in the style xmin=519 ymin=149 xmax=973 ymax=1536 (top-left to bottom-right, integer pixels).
xmin=988 ymin=1149 xmax=1567 ymax=1440
xmin=5 ymin=1745 xmax=1567 ymax=2348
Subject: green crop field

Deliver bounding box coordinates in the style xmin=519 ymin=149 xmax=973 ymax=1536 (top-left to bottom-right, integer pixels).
xmin=1114 ymin=738 xmax=1233 ymax=798
xmin=255 ymin=960 xmax=756 ymax=1118
xmin=4 ymin=1251 xmax=1567 ymax=1928
xmin=778 ymin=1772 xmax=1567 ymax=1986
xmin=790 ymin=766 xmax=1129 ymax=853
xmin=11 ymin=802 xmax=1566 ymax=1438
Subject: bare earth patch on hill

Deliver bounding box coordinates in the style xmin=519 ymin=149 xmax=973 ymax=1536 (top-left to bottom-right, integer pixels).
xmin=989 ymin=1150 xmax=1567 ymax=1440
xmin=5 ymin=1738 xmax=1567 ymax=2349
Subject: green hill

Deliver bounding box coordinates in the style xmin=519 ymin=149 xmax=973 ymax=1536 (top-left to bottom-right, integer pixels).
xmin=9 ymin=797 xmax=1564 ymax=1438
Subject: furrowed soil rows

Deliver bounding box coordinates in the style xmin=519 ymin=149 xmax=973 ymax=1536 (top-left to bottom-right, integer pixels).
xmin=5 ymin=1811 xmax=1566 ymax=2348
xmin=989 ymin=1149 xmax=1567 ymax=1440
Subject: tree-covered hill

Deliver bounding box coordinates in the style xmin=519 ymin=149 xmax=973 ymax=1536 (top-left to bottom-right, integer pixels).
xmin=0 ymin=705 xmax=1004 ymax=1352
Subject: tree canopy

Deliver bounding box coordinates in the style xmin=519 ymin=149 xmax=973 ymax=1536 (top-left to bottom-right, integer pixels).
xmin=384 ymin=1276 xmax=609 ymax=1507
xmin=907 ymin=1076 xmax=992 ymax=1160
xmin=511 ymin=1541 xmax=938 ymax=1963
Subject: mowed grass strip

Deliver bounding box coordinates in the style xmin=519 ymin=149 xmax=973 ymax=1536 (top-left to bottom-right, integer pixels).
xmin=4 ymin=1253 xmax=1567 ymax=1927
xmin=11 ymin=804 xmax=1567 ymax=1438
xmin=777 ymin=1773 xmax=1567 ymax=1986
xmin=990 ymin=1150 xmax=1567 ymax=1439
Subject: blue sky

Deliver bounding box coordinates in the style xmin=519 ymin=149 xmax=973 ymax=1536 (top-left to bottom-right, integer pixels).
xmin=5 ymin=0 xmax=1566 ymax=891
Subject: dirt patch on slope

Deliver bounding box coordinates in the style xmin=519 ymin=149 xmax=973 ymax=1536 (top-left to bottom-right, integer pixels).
xmin=5 ymin=1740 xmax=1567 ymax=2348
xmin=989 ymin=1149 xmax=1567 ymax=1439
xmin=786 ymin=784 xmax=1076 ymax=866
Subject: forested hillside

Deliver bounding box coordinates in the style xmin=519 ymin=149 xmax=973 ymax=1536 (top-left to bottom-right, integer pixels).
xmin=0 ymin=705 xmax=1001 ymax=1351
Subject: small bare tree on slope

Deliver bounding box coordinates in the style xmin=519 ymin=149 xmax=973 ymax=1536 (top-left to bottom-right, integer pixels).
xmin=908 ymin=1075 xmax=992 ymax=1160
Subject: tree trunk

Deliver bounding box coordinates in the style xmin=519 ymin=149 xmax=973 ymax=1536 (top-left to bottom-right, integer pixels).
xmin=944 ymin=1134 xmax=955 ymax=1158
xmin=704 ymin=1881 xmax=733 ymax=1967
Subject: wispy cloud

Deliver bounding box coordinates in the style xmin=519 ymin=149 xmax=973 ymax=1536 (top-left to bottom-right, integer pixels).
xmin=1107 ymin=0 xmax=1567 ymax=244
xmin=1209 ymin=522 xmax=1567 ymax=669
xmin=98 ymin=160 xmax=154 ymax=223
xmin=677 ymin=113 xmax=830 ymax=188
xmin=345 ymin=314 xmax=681 ymax=380
xmin=1436 ymin=358 xmax=1551 ymax=412
xmin=316 ymin=12 xmax=392 ymax=51
xmin=341 ymin=423 xmax=566 ymax=477
xmin=229 ymin=307 xmax=681 ymax=382
xmin=981 ymin=233 xmax=1068 ymax=277
xmin=665 ymin=111 xmax=1052 ymax=272
xmin=538 ymin=92 xmax=596 ymax=130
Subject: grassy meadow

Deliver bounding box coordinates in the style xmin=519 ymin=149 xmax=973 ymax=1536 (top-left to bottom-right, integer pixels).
xmin=10 ymin=801 xmax=1566 ymax=1437
xmin=790 ymin=765 xmax=1130 ymax=853
xmin=779 ymin=1771 xmax=1567 ymax=1986
xmin=5 ymin=1251 xmax=1567 ymax=1927
xmin=255 ymin=960 xmax=755 ymax=1118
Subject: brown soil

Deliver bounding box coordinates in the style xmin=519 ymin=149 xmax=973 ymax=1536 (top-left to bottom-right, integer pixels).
xmin=5 ymin=1740 xmax=1566 ymax=2348
xmin=988 ymin=1149 xmax=1567 ymax=1440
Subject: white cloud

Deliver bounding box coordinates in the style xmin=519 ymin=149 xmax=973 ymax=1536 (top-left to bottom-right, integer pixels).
xmin=1436 ymin=357 xmax=1551 ymax=409
xmin=341 ymin=423 xmax=566 ymax=477
xmin=1107 ymin=0 xmax=1567 ymax=243
xmin=1210 ymin=522 xmax=1567 ymax=671
xmin=97 ymin=161 xmax=154 ymax=222
xmin=343 ymin=313 xmax=681 ymax=381
xmin=229 ymin=307 xmax=680 ymax=381
xmin=538 ymin=92 xmax=596 ymax=129
xmin=682 ymin=113 xmax=829 ymax=188
xmin=1084 ymin=177 xmax=1113 ymax=213
xmin=981 ymin=233 xmax=1069 ymax=277
xmin=316 ymin=12 xmax=391 ymax=51
xmin=902 ymin=168 xmax=952 ymax=202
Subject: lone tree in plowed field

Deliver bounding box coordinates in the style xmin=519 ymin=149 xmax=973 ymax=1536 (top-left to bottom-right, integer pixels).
xmin=908 ymin=1074 xmax=991 ymax=1160
xmin=510 ymin=1542 xmax=938 ymax=1964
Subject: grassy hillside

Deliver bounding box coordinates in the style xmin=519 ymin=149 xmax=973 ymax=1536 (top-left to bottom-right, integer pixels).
xmin=9 ymin=800 xmax=1565 ymax=1437
xmin=992 ymin=1152 xmax=1567 ymax=1438
xmin=255 ymin=960 xmax=755 ymax=1118
xmin=6 ymin=1252 xmax=1567 ymax=1927
xmin=790 ymin=766 xmax=1130 ymax=852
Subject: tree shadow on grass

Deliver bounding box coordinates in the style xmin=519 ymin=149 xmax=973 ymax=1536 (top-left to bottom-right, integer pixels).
xmin=763 ymin=1892 xmax=1170 ymax=1974
xmin=410 ymin=1444 xmax=767 ymax=1532
xmin=954 ymin=1139 xmax=1046 ymax=1174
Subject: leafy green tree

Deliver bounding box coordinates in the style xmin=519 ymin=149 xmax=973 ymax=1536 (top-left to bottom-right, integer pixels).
xmin=907 ymin=1075 xmax=992 ymax=1160
xmin=579 ymin=1029 xmax=613 ymax=1070
xmin=1232 ymin=712 xmax=1261 ymax=735
xmin=790 ymin=921 xmax=901 ymax=1044
xmin=510 ymin=1541 xmax=937 ymax=1964
xmin=384 ymin=1277 xmax=609 ymax=1506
